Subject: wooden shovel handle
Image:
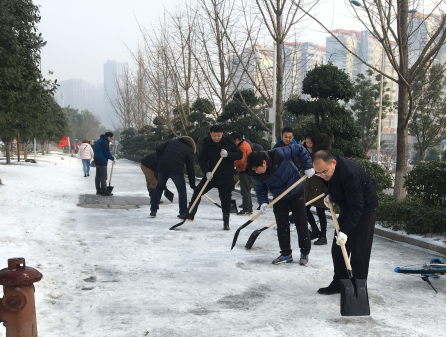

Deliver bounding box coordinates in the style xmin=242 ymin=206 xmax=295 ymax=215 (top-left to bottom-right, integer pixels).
xmin=187 ymin=157 xmax=223 ymax=213
xmin=186 ymin=180 xmax=217 ymax=204
xmin=265 ymin=193 xmax=325 ymax=229
xmin=108 ymin=143 xmax=118 ymax=186
xmin=326 ymin=198 xmax=353 ymax=274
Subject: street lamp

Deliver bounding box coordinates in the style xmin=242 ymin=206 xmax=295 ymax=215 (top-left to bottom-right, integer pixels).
xmin=254 ymin=43 xmax=277 ymax=148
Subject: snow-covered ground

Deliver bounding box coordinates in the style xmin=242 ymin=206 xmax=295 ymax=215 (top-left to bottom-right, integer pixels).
xmin=0 ymin=156 xmax=445 ymax=337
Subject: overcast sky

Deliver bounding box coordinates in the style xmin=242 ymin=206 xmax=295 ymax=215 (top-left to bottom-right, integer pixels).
xmin=35 ymin=0 xmax=362 ymax=85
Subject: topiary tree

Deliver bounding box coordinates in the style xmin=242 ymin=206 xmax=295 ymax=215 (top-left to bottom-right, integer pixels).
xmin=285 ymin=63 xmax=365 ymax=158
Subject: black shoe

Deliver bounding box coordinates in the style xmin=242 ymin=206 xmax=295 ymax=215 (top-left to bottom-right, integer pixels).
xmin=237 ymin=209 xmax=253 ymax=215
xmin=318 ymin=280 xmax=341 ymax=295
xmin=309 ymin=228 xmax=321 ymax=240
xmin=223 ymin=213 xmax=230 ymax=230
xmin=99 ymin=191 xmax=113 ymax=196
xmin=314 ymin=237 xmax=327 ymax=245
xmin=150 ymin=212 xmax=156 ymax=217
xmin=87 ymin=174 xmax=90 ymax=176
xmin=177 ymin=214 xmax=187 ymax=220
xmin=84 ymin=174 xmax=87 ymax=177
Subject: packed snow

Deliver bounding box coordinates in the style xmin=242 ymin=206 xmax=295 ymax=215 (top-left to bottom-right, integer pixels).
xmin=0 ymin=155 xmax=445 ymax=336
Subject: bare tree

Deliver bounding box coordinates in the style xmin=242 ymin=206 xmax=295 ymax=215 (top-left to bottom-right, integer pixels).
xmin=297 ymin=0 xmax=446 ymax=200
xmin=108 ymin=66 xmax=135 ymax=131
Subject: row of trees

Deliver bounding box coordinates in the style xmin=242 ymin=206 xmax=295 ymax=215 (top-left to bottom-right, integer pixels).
xmin=0 ymin=0 xmax=68 ymax=163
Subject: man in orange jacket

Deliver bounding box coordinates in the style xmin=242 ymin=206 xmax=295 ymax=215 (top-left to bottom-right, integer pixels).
xmin=231 ymin=132 xmax=253 ymax=215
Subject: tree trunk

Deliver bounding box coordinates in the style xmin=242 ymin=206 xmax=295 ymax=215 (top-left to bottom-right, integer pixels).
xmin=420 ymin=149 xmax=425 ymax=161
xmin=3 ymin=139 xmax=11 ymax=164
xmin=41 ymin=140 xmax=45 ymax=155
xmin=394 ymin=82 xmax=409 ymax=200
xmin=23 ymin=140 xmax=29 ymax=160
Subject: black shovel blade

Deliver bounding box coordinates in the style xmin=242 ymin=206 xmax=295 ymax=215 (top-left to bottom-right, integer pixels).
xmin=231 ymin=219 xmax=253 ymax=250
xmin=164 ymin=188 xmax=174 ymax=202
xmin=107 ymin=186 xmax=114 ymax=193
xmin=245 ymin=227 xmax=268 ymax=250
xmin=230 ymin=199 xmax=238 ymax=213
xmin=170 ymin=219 xmax=186 ymax=230
xmin=340 ymin=278 xmax=370 ymax=316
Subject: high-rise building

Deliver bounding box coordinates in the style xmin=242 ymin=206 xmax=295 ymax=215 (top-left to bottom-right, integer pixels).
xmin=103 ymin=60 xmax=128 ymax=128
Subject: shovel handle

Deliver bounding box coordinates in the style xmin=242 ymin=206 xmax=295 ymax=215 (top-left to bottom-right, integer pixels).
xmin=187 ymin=157 xmax=223 ymax=213
xmin=186 ymin=180 xmax=219 ymax=205
xmin=265 ymin=193 xmax=325 ymax=229
xmin=108 ymin=143 xmax=118 ymax=187
xmin=326 ymin=198 xmax=353 ymax=275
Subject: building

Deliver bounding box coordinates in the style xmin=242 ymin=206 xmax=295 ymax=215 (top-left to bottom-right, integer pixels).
xmin=103 ymin=60 xmax=129 ymax=128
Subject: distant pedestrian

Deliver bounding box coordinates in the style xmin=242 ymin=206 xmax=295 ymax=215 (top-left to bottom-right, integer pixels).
xmin=150 ymin=136 xmax=197 ymax=219
xmin=230 ymin=132 xmax=253 ymax=215
xmin=93 ymin=132 xmax=115 ymax=196
xmin=303 ymin=129 xmax=332 ymax=245
xmin=79 ymin=140 xmax=94 ymax=177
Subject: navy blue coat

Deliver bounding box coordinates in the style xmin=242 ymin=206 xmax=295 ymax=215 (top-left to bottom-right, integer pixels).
xmin=323 ymin=156 xmax=378 ymax=235
xmin=93 ymin=135 xmax=115 ymax=166
xmin=247 ymin=144 xmax=313 ymax=205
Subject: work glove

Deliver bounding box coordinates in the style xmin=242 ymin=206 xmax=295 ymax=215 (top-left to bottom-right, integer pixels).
xmin=206 ymin=172 xmax=213 ymax=181
xmin=260 ymin=203 xmax=269 ymax=215
xmin=304 ymin=168 xmax=315 ymax=178
xmin=324 ymin=194 xmax=331 ymax=208
xmin=335 ymin=231 xmax=348 ymax=246
xmin=220 ymin=149 xmax=228 ymax=157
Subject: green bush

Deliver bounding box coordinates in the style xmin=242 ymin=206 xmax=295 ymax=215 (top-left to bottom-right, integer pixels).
xmin=404 ymin=160 xmax=446 ymax=207
xmin=349 ymin=157 xmax=392 ymax=192
xmin=377 ymin=192 xmax=446 ymax=235
xmin=120 ymin=154 xmax=143 ymax=163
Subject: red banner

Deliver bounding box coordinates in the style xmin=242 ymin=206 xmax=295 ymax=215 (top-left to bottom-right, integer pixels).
xmin=58 ymin=137 xmax=69 ymax=147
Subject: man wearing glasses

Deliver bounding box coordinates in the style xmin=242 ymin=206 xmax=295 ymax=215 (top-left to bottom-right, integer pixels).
xmin=312 ymin=150 xmax=378 ymax=295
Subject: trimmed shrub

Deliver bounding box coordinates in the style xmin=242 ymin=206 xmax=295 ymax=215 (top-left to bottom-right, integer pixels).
xmin=377 ymin=192 xmax=446 ymax=236
xmin=404 ymin=160 xmax=446 ymax=207
xmin=349 ymin=157 xmax=392 ymax=192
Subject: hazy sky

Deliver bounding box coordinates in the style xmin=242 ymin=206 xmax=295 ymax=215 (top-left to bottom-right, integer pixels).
xmin=35 ymin=0 xmax=361 ymax=85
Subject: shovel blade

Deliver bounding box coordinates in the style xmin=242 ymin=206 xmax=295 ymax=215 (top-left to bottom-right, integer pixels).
xmin=164 ymin=188 xmax=174 ymax=202
xmin=170 ymin=219 xmax=186 ymax=230
xmin=107 ymin=186 xmax=114 ymax=193
xmin=230 ymin=199 xmax=238 ymax=213
xmin=231 ymin=219 xmax=253 ymax=250
xmin=245 ymin=227 xmax=267 ymax=250
xmin=340 ymin=278 xmax=370 ymax=316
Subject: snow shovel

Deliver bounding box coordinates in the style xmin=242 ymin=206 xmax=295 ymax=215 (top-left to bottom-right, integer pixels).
xmin=231 ymin=174 xmax=308 ymax=250
xmin=164 ymin=188 xmax=174 ymax=202
xmin=170 ymin=157 xmax=223 ymax=230
xmin=245 ymin=193 xmax=325 ymax=250
xmin=326 ymin=198 xmax=370 ymax=317
xmin=107 ymin=143 xmax=118 ymax=193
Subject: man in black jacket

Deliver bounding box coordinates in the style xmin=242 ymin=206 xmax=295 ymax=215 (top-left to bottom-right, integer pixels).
xmin=186 ymin=125 xmax=243 ymax=230
xmin=150 ymin=136 xmax=197 ymax=218
xmin=312 ymin=150 xmax=378 ymax=295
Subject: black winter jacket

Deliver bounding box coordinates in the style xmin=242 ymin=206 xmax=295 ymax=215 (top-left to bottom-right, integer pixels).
xmin=199 ymin=135 xmax=243 ymax=183
xmin=141 ymin=152 xmax=159 ymax=178
xmin=245 ymin=139 xmax=264 ymax=152
xmin=323 ymin=156 xmax=378 ymax=235
xmin=156 ymin=138 xmax=196 ymax=186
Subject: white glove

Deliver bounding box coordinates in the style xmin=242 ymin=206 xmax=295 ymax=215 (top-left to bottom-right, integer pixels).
xmin=220 ymin=149 xmax=228 ymax=157
xmin=305 ymin=168 xmax=315 ymax=178
xmin=260 ymin=203 xmax=269 ymax=215
xmin=335 ymin=231 xmax=348 ymax=246
xmin=206 ymin=172 xmax=213 ymax=181
xmin=324 ymin=194 xmax=331 ymax=208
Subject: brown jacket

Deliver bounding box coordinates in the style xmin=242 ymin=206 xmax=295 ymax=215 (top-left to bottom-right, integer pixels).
xmin=304 ymin=133 xmax=331 ymax=208
xmin=234 ymin=140 xmax=252 ymax=172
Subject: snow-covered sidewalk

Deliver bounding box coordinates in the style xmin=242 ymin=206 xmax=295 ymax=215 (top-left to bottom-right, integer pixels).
xmin=0 ymin=156 xmax=445 ymax=336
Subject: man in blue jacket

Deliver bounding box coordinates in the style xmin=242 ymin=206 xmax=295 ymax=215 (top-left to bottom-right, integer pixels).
xmin=246 ymin=144 xmax=315 ymax=265
xmin=94 ymin=132 xmax=115 ymax=196
xmin=313 ymin=150 xmax=378 ymax=295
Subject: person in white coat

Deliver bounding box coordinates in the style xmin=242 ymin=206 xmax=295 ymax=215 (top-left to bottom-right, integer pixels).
xmin=79 ymin=140 xmax=94 ymax=177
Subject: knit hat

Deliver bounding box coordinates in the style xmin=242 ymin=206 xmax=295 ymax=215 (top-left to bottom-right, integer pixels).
xmin=82 ymin=140 xmax=89 ymax=143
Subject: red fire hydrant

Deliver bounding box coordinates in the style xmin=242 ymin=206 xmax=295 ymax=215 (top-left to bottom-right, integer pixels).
xmin=0 ymin=258 xmax=42 ymax=337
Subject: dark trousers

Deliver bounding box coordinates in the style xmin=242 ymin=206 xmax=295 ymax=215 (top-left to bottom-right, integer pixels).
xmin=332 ymin=210 xmax=376 ymax=280
xmin=151 ymin=171 xmax=187 ymax=215
xmin=188 ymin=177 xmax=233 ymax=216
xmin=95 ymin=165 xmax=108 ymax=192
xmin=273 ymin=188 xmax=311 ymax=256
xmin=239 ymin=172 xmax=253 ymax=211
xmin=306 ymin=205 xmax=327 ymax=237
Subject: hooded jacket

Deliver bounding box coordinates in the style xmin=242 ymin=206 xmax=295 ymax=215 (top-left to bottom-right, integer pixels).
xmin=93 ymin=135 xmax=115 ymax=166
xmin=234 ymin=140 xmax=252 ymax=172
xmin=79 ymin=143 xmax=94 ymax=160
xmin=199 ymin=135 xmax=243 ymax=183
xmin=323 ymin=156 xmax=378 ymax=235
xmin=304 ymin=133 xmax=331 ymax=208
xmin=141 ymin=152 xmax=159 ymax=178
xmin=245 ymin=139 xmax=264 ymax=152
xmin=156 ymin=137 xmax=196 ymax=185
xmin=247 ymin=144 xmax=313 ymax=205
